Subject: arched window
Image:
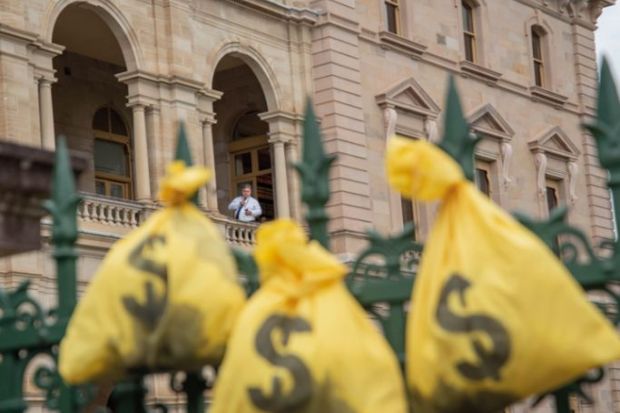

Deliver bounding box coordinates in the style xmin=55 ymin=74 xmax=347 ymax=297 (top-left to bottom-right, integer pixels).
xmin=531 ymin=26 xmax=546 ymax=87
xmin=385 ymin=0 xmax=401 ymax=34
xmin=92 ymin=107 xmax=132 ymax=199
xmin=462 ymin=1 xmax=476 ymax=62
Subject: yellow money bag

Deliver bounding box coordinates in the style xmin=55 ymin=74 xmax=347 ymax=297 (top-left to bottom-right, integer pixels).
xmin=59 ymin=161 xmax=246 ymax=384
xmin=386 ymin=136 xmax=620 ymax=413
xmin=211 ymin=219 xmax=407 ymax=413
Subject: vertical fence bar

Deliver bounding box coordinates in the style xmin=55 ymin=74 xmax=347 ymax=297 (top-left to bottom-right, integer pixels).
xmin=295 ymin=99 xmax=336 ymax=250
xmin=46 ymin=137 xmax=80 ymax=321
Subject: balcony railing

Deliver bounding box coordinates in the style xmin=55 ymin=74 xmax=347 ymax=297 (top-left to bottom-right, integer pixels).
xmin=78 ymin=193 xmax=143 ymax=228
xmin=76 ymin=193 xmax=258 ymax=247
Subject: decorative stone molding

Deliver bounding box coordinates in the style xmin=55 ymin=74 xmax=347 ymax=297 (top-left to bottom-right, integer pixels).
xmin=424 ymin=118 xmax=439 ymax=143
xmin=529 ymin=126 xmax=581 ymax=206
xmin=259 ymin=110 xmax=303 ymax=144
xmin=467 ymin=104 xmax=514 ymax=188
xmin=378 ymin=31 xmax=427 ymax=60
xmin=500 ymin=142 xmax=513 ymax=188
xmin=534 ymin=152 xmax=549 ymax=198
xmin=375 ymin=77 xmax=440 ymax=119
xmin=383 ymin=107 xmax=397 ymax=139
xmin=568 ymin=161 xmax=579 ymax=203
xmin=558 ymin=0 xmax=588 ymax=17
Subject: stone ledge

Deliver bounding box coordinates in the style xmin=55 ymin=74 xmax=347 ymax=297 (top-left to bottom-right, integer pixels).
xmin=529 ymin=85 xmax=569 ymax=107
xmin=459 ymin=60 xmax=502 ymax=84
xmin=378 ymin=31 xmax=426 ymax=59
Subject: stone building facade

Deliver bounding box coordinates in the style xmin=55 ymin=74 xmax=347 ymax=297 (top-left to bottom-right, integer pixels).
xmin=0 ymin=0 xmax=618 ymax=411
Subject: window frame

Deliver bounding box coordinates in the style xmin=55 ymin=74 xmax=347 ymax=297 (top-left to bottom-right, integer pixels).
xmin=462 ymin=0 xmax=477 ymax=63
xmin=384 ymin=0 xmax=401 ymax=35
xmin=92 ymin=108 xmax=133 ymax=200
xmin=228 ymin=135 xmax=275 ymax=221
xmin=531 ymin=26 xmax=545 ymax=87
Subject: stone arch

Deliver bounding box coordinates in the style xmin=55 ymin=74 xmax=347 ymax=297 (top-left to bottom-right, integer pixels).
xmin=43 ymin=0 xmax=142 ymax=71
xmin=208 ymin=41 xmax=281 ymax=112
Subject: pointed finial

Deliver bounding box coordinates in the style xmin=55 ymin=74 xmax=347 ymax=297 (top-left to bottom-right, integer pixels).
xmin=438 ymin=76 xmax=481 ymax=181
xmin=295 ymin=98 xmax=336 ymax=249
xmin=174 ymin=122 xmax=193 ymax=166
xmin=44 ymin=136 xmax=81 ymax=248
xmin=583 ymin=56 xmax=620 ymax=180
xmin=173 ymin=122 xmax=199 ymax=205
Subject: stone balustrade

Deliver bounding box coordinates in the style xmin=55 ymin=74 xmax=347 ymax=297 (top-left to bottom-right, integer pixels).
xmin=76 ymin=193 xmax=259 ymax=247
xmin=78 ymin=193 xmax=143 ymax=228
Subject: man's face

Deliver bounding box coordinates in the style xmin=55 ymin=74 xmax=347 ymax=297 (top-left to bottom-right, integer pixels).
xmin=242 ymin=187 xmax=251 ymax=198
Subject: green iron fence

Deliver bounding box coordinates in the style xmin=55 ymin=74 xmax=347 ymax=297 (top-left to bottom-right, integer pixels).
xmin=1 ymin=58 xmax=619 ymax=412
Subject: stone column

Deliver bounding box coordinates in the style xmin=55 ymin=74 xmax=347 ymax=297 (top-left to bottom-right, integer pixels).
xmin=38 ymin=78 xmax=55 ymax=150
xmin=145 ymin=106 xmax=162 ymax=198
xmin=285 ymin=141 xmax=301 ymax=220
xmin=271 ymin=140 xmax=290 ymax=218
xmin=202 ymin=117 xmax=219 ymax=212
xmin=131 ymin=104 xmax=151 ymax=202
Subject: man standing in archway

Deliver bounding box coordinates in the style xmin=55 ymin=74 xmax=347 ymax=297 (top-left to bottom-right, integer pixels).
xmin=228 ymin=184 xmax=262 ymax=223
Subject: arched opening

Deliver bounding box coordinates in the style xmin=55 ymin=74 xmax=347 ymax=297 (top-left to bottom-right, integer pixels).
xmin=213 ymin=55 xmax=274 ymax=221
xmin=51 ymin=3 xmax=133 ymax=199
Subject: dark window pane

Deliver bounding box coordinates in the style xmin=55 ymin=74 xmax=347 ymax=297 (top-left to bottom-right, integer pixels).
xmin=546 ymin=186 xmax=558 ymax=212
xmin=257 ymin=173 xmax=274 ymax=220
xmin=401 ymin=198 xmax=414 ymax=224
xmin=93 ymin=108 xmax=108 ymax=131
xmin=386 ymin=3 xmax=398 ymax=34
xmin=95 ymin=180 xmax=106 ymax=195
xmin=462 ymin=3 xmax=474 ymax=32
xmin=109 ymin=110 xmax=127 ymax=135
xmin=234 ymin=152 xmax=253 ymax=176
xmin=534 ymin=62 xmax=543 ymax=86
xmin=258 ymin=147 xmax=272 ymax=171
xmin=110 ymin=183 xmax=125 ymax=198
xmin=475 ymin=168 xmax=490 ymax=196
xmin=532 ymin=31 xmax=542 ymax=59
xmin=94 ymin=139 xmax=128 ymax=176
xmin=464 ymin=34 xmax=475 ymax=62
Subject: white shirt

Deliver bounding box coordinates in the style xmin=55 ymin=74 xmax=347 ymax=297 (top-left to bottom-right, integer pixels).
xmin=228 ymin=196 xmax=262 ymax=223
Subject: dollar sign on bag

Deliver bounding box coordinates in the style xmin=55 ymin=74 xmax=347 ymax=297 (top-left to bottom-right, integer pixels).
xmin=436 ymin=273 xmax=511 ymax=381
xmin=248 ymin=315 xmax=313 ymax=411
xmin=123 ymin=235 xmax=168 ymax=330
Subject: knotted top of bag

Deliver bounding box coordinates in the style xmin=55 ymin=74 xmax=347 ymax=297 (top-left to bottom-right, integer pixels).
xmin=386 ymin=136 xmax=464 ymax=201
xmin=254 ymin=219 xmax=347 ymax=297
xmin=158 ymin=161 xmax=211 ymax=206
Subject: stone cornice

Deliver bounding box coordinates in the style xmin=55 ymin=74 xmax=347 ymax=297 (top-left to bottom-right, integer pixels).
xmin=227 ymin=0 xmax=319 ymax=24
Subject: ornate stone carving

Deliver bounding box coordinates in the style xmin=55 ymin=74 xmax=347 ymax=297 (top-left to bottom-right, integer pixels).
xmin=568 ymin=161 xmax=579 ymax=203
xmin=500 ymin=142 xmax=513 ymax=189
xmin=535 ymin=152 xmax=548 ymax=198
xmin=383 ymin=106 xmax=397 ymax=139
xmin=424 ymin=117 xmax=439 ymax=143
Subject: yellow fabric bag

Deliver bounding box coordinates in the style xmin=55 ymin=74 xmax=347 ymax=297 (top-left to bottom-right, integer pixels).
xmin=386 ymin=136 xmax=620 ymax=413
xmin=59 ymin=161 xmax=246 ymax=384
xmin=211 ymin=219 xmax=407 ymax=413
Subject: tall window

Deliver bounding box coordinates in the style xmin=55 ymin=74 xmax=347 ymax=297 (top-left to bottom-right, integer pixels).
xmin=462 ymin=1 xmax=476 ymax=62
xmin=385 ymin=0 xmax=400 ymax=34
xmin=532 ymin=27 xmax=545 ymax=87
xmin=475 ymin=167 xmax=491 ymax=197
xmin=92 ymin=107 xmax=132 ymax=199
xmin=546 ymin=184 xmax=559 ymax=213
